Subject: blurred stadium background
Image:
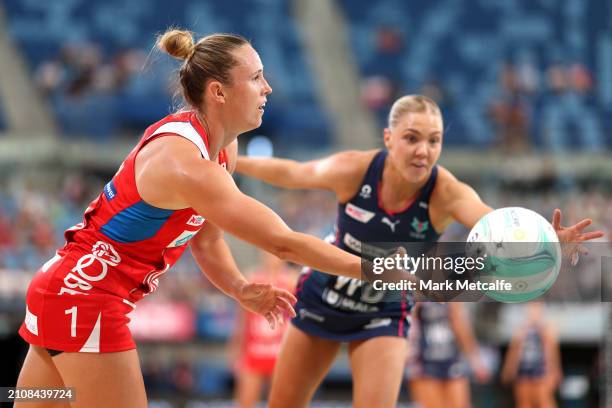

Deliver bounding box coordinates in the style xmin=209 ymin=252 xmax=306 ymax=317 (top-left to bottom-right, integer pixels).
xmin=0 ymin=0 xmax=610 ymax=406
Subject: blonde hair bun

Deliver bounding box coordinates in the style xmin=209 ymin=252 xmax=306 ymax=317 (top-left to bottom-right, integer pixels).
xmin=157 ymin=29 xmax=195 ymax=60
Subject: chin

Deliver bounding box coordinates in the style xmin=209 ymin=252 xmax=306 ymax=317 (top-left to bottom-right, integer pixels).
xmin=251 ymin=115 xmax=263 ymax=129
xmin=404 ymin=169 xmax=429 ymax=184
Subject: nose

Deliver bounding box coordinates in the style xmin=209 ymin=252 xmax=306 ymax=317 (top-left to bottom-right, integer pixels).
xmin=263 ymin=77 xmax=272 ymax=95
xmin=414 ymin=141 xmax=428 ymax=158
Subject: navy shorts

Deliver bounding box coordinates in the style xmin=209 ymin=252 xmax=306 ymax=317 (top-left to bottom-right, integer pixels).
xmin=407 ymin=359 xmax=467 ymax=380
xmin=292 ymin=299 xmax=410 ymax=341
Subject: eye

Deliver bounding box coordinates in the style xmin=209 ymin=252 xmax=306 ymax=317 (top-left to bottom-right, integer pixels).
xmin=429 ymin=138 xmax=440 ymax=145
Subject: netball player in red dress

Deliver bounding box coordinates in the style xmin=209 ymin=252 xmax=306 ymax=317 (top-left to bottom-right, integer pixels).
xmin=15 ymin=29 xmax=375 ymax=408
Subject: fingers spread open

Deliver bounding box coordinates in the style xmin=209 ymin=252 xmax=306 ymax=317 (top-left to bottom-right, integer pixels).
xmin=275 ymin=288 xmax=297 ymax=304
xmin=276 ymin=296 xmax=297 ymax=317
xmin=579 ymin=231 xmax=604 ymax=241
xmin=572 ymin=218 xmax=593 ymax=232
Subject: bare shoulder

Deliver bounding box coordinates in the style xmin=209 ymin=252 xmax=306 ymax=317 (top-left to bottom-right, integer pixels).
xmin=138 ymin=135 xmax=203 ymax=172
xmin=136 ymin=135 xmax=223 ymax=208
xmin=328 ymin=149 xmax=379 ymax=178
xmin=327 ymin=149 xmax=379 ymax=201
xmin=432 ymin=165 xmax=460 ymax=200
xmin=434 ymin=165 xmax=476 ymax=201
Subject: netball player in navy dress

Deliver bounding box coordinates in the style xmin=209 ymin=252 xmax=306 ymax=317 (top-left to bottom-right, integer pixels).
xmin=407 ymin=302 xmax=489 ymax=408
xmin=237 ymin=95 xmax=602 ymax=408
xmin=502 ymin=302 xmax=562 ymax=408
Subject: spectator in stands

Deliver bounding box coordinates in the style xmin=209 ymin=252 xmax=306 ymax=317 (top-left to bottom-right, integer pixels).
xmin=489 ymin=63 xmax=531 ymax=152
xmin=541 ymin=61 xmax=602 ymax=152
xmin=361 ymin=25 xmax=404 ymax=126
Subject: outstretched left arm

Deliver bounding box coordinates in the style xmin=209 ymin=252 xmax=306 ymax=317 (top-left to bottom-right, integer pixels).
xmin=443 ymin=177 xmax=604 ymax=243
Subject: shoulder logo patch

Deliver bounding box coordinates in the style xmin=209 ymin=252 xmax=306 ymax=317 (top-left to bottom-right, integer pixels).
xmin=359 ymin=184 xmax=372 ymax=199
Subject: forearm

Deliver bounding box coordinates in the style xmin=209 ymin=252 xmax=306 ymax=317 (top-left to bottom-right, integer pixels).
xmin=190 ymin=238 xmax=247 ymax=300
xmin=237 ymin=157 xmax=303 ymax=188
xmin=276 ymin=231 xmax=362 ymax=279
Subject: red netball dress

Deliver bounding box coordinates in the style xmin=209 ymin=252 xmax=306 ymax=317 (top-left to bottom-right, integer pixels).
xmin=19 ymin=111 xmax=227 ymax=353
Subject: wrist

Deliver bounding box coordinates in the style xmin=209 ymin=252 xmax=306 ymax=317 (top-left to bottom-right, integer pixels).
xmin=230 ymin=278 xmax=248 ymax=300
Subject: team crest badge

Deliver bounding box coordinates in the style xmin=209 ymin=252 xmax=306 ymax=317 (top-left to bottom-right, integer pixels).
xmin=411 ymin=217 xmax=429 ymax=235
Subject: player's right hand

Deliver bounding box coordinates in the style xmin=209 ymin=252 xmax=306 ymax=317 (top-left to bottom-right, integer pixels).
xmin=236 ymin=282 xmax=297 ymax=329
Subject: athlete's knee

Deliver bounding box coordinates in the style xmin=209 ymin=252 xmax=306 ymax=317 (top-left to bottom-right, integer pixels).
xmin=268 ymin=382 xmax=307 ymax=408
xmin=353 ymin=391 xmax=396 ymax=408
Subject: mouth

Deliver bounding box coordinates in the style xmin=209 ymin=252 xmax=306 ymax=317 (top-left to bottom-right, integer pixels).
xmin=411 ymin=163 xmax=427 ymax=170
xmin=258 ymin=102 xmax=266 ymax=113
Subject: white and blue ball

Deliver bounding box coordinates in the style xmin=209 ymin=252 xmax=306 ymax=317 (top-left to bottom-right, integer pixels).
xmin=466 ymin=207 xmax=561 ymax=303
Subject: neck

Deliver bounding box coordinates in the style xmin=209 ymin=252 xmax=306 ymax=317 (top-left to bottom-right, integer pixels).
xmin=196 ymin=109 xmax=237 ymax=159
xmin=380 ymin=158 xmax=427 ymax=206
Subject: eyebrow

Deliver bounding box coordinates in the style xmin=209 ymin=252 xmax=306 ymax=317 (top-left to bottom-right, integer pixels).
xmin=402 ymin=128 xmax=442 ymax=136
xmin=251 ymin=68 xmax=263 ymax=76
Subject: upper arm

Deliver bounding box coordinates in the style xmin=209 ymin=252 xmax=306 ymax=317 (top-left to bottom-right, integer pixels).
xmin=294 ymin=150 xmax=380 ymax=201
xmin=170 ymin=149 xmax=293 ymax=251
xmin=240 ymin=150 xmax=375 ymax=200
xmin=438 ymin=169 xmax=493 ymax=228
xmin=190 ymin=220 xmax=225 ymax=254
xmin=137 ymin=136 xmax=294 ymax=254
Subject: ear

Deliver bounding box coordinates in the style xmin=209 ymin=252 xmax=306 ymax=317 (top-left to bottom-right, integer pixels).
xmin=207 ymin=80 xmax=226 ymax=104
xmin=383 ymin=127 xmax=392 ymax=149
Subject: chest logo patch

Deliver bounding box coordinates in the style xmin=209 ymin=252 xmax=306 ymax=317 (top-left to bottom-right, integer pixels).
xmin=411 ymin=217 xmax=429 ymax=234
xmin=345 ymin=203 xmax=375 ymax=223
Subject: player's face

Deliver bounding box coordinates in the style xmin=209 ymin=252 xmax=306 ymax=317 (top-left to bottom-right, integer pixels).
xmin=225 ymin=45 xmax=272 ymax=132
xmin=383 ymin=111 xmax=443 ymax=183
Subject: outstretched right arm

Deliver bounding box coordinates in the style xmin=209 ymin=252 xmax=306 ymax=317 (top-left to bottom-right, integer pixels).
xmin=148 ymin=137 xmax=363 ymax=279
xmin=236 ymin=150 xmax=376 ymax=201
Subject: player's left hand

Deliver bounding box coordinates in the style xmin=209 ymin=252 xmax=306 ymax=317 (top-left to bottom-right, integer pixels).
xmin=236 ymin=282 xmax=297 ymax=329
xmin=551 ymin=208 xmax=605 ymax=243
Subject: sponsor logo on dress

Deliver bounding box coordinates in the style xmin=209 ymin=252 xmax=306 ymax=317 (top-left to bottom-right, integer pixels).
xmin=343 ymin=232 xmax=363 ymax=254
xmin=167 ymin=230 xmax=198 ymax=248
xmin=345 ymin=203 xmax=375 ymax=223
xmin=381 ymin=216 xmax=400 ymax=233
xmin=359 ymin=184 xmax=372 ymax=199
xmin=364 ymin=318 xmax=392 ymax=329
xmin=58 ymin=241 xmax=121 ymax=296
xmin=103 ymin=180 xmax=117 ymax=201
xmin=186 ymin=215 xmax=205 ymax=226
xmin=299 ymin=308 xmax=325 ymax=322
